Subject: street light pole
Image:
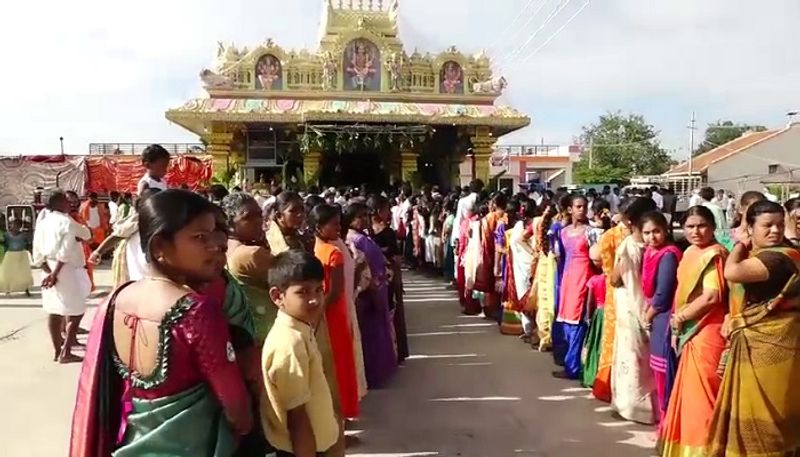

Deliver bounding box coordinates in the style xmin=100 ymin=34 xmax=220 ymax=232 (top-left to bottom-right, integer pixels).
xmin=688 ymin=112 xmax=696 ymax=174
xmin=59 ymin=136 xmax=64 ymax=155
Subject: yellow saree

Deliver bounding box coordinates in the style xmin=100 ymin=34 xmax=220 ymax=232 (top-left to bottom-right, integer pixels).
xmin=707 ymin=246 xmax=800 ymax=457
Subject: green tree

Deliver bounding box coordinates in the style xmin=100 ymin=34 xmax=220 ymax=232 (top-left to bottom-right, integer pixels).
xmin=694 ymin=120 xmax=767 ymax=156
xmin=574 ymin=112 xmax=672 ymax=184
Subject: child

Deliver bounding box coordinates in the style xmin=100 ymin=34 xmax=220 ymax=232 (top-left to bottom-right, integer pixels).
xmin=640 ymin=211 xmax=681 ymax=426
xmin=587 ymin=198 xmax=612 ymax=247
xmin=580 ymin=244 xmax=606 ymax=387
xmin=0 ymin=219 xmax=34 ymax=295
xmin=263 ymin=249 xmax=340 ymax=457
xmin=136 ymin=144 xmax=170 ymax=194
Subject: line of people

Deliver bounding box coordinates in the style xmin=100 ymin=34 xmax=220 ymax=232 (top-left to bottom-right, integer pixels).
xmin=60 ymin=148 xmax=409 ymax=457
xmin=441 ymin=180 xmax=800 ymax=457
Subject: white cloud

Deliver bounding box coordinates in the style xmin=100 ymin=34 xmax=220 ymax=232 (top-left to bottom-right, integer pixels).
xmin=0 ymin=0 xmax=797 ymax=157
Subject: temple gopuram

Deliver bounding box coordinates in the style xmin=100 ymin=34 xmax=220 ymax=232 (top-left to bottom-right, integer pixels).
xmin=166 ymin=0 xmax=530 ymax=190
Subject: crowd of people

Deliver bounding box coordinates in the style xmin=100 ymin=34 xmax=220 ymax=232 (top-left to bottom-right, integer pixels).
xmin=33 ymin=145 xmax=407 ymax=456
xmin=11 ymin=141 xmax=800 ymax=456
xmin=440 ymin=179 xmax=800 ymax=457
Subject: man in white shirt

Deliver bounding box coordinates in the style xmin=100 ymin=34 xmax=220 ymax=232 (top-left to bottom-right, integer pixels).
xmin=650 ymin=186 xmax=664 ymax=211
xmin=32 ymin=190 xmax=92 ymax=363
xmin=450 ymin=179 xmax=484 ymax=248
xmin=605 ymin=187 xmax=621 ymax=214
xmin=108 ymin=191 xmax=120 ymax=227
xmin=689 ymin=189 xmax=703 ymax=207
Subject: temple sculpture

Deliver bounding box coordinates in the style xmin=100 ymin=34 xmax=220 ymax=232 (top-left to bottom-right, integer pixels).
xmin=166 ymin=0 xmax=530 ymax=189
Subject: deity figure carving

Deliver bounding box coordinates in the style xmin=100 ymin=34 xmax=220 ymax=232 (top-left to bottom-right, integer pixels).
xmin=200 ymin=69 xmax=234 ymax=90
xmin=385 ymin=52 xmax=403 ymax=91
xmin=255 ymin=54 xmax=282 ymax=90
xmin=440 ymin=61 xmax=464 ymax=94
xmin=345 ymin=39 xmax=379 ymax=91
xmin=322 ymin=51 xmax=337 ymax=90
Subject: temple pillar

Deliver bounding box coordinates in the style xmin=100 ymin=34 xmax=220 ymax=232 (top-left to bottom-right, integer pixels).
xmin=303 ymin=149 xmax=322 ymax=187
xmin=203 ymin=132 xmax=234 ymax=177
xmin=470 ymin=126 xmax=497 ymax=184
xmin=400 ymin=148 xmax=419 ymax=186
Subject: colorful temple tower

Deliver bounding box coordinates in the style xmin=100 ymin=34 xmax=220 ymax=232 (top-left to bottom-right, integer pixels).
xmin=165 ymin=0 xmax=529 ymax=190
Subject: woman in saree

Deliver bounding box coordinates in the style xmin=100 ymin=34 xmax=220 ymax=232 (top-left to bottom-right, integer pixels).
xmin=497 ymin=200 xmax=523 ymax=335
xmin=442 ymin=198 xmax=457 ymax=284
xmin=639 ymin=211 xmax=681 ymax=425
xmin=474 ymin=193 xmax=507 ymax=320
xmin=785 ymin=197 xmax=800 ymax=247
xmin=368 ymin=194 xmax=409 ymax=363
xmin=610 ymin=196 xmax=658 ymax=425
xmin=309 ymin=204 xmax=360 ymax=421
xmin=89 ymin=189 xmax=161 ymax=288
xmin=531 ymin=201 xmax=558 ymax=351
xmin=456 ymin=203 xmax=482 ymax=315
xmin=592 ymin=199 xmax=633 ymax=402
xmin=553 ymin=195 xmax=592 ymax=379
xmin=508 ymin=200 xmax=536 ymax=340
xmin=658 ymin=205 xmax=727 ymax=457
xmin=221 ymin=192 xmax=275 ymax=343
xmin=266 ymin=191 xmax=311 ymax=254
xmin=345 ymin=202 xmax=398 ymax=389
xmin=70 ymin=189 xmax=253 ymax=457
xmin=708 ymin=200 xmax=800 ymax=457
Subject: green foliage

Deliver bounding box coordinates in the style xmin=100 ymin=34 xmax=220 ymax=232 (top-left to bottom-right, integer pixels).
xmin=212 ymin=164 xmax=238 ymax=189
xmin=574 ymin=112 xmax=672 ymax=184
xmin=694 ymin=120 xmax=767 ymax=156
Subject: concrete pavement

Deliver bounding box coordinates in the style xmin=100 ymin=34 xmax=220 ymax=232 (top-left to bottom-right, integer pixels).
xmin=0 ymin=267 xmax=656 ymax=456
xmin=347 ymin=271 xmax=656 ymax=457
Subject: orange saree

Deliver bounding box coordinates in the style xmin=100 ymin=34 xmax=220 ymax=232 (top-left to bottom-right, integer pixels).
xmin=314 ymin=240 xmax=360 ymax=419
xmin=592 ymin=224 xmax=627 ymax=402
xmin=658 ymin=243 xmax=727 ymax=457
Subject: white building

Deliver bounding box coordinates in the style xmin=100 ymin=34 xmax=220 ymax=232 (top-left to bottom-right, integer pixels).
xmin=664 ymin=121 xmax=800 ymax=198
xmin=459 ymin=144 xmax=580 ymax=190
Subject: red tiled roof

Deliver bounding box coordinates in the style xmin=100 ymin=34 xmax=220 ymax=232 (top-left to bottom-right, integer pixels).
xmin=666 ymin=129 xmax=781 ymax=175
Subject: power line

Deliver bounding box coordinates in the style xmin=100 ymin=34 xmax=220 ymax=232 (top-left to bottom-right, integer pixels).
xmin=487 ymin=0 xmax=542 ymax=52
xmin=502 ymin=0 xmax=552 ymax=53
xmin=519 ymin=0 xmax=591 ymax=63
xmin=497 ymin=0 xmax=574 ymax=68
xmin=493 ymin=0 xmax=551 ymax=64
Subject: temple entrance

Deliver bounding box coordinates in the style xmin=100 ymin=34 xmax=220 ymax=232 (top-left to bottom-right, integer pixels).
xmin=319 ymin=150 xmax=388 ymax=191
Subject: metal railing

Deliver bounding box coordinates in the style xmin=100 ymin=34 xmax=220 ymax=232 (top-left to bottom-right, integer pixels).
xmin=495 ymin=144 xmax=569 ymax=157
xmin=88 ymin=143 xmax=205 ymax=156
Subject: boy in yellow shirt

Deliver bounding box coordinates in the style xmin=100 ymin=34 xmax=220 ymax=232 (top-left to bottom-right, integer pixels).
xmin=263 ymin=249 xmax=339 ymax=457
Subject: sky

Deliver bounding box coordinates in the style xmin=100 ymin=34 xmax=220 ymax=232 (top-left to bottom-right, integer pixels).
xmin=1 ymin=0 xmax=798 ymax=161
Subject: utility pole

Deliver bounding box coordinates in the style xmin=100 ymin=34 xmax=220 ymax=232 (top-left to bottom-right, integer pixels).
xmin=59 ymin=136 xmax=64 ymax=155
xmin=588 ymin=138 xmax=594 ymax=169
xmin=687 ymin=112 xmax=696 ymax=174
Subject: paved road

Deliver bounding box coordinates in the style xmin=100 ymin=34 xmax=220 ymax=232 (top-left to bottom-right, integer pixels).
xmin=0 ymin=268 xmax=656 ymax=456
xmin=347 ymin=270 xmax=655 ymax=457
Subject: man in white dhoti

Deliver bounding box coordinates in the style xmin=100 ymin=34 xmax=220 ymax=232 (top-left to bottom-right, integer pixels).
xmin=32 ymin=190 xmax=92 ymax=363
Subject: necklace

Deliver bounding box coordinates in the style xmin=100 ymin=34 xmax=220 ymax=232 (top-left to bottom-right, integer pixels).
xmin=143 ymin=276 xmax=192 ymax=290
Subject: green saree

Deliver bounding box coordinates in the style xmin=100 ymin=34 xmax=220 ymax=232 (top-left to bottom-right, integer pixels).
xmin=115 ymin=384 xmax=236 ymax=457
